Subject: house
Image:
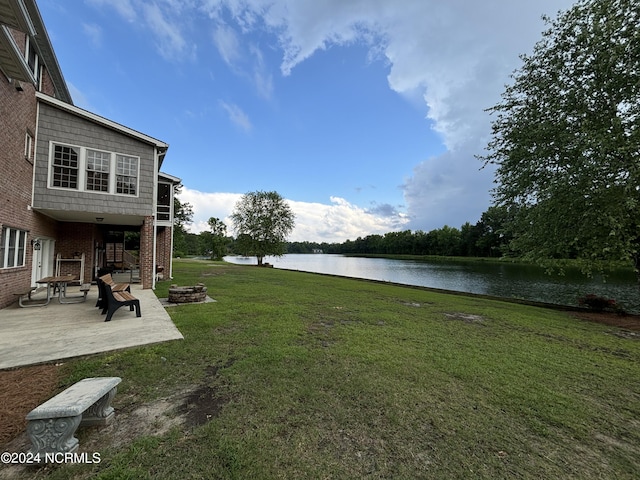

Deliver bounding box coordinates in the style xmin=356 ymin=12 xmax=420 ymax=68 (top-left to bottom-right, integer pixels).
xmin=0 ymin=0 xmax=179 ymax=309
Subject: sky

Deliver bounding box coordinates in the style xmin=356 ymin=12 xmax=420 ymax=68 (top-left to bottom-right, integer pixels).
xmin=39 ymin=0 xmax=576 ymax=243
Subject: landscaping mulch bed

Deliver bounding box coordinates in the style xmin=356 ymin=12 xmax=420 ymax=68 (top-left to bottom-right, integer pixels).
xmin=1 ymin=311 xmax=639 ymax=450
xmin=569 ymin=310 xmax=640 ymax=332
xmin=0 ymin=364 xmax=62 ymax=446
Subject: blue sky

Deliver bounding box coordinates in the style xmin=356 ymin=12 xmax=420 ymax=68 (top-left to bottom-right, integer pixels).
xmin=39 ymin=0 xmax=575 ymax=243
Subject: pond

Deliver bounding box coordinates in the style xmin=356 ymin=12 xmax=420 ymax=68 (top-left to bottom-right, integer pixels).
xmin=224 ymin=254 xmax=640 ymax=313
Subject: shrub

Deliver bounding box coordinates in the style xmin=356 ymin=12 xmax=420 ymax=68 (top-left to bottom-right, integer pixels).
xmin=577 ymin=294 xmax=624 ymax=314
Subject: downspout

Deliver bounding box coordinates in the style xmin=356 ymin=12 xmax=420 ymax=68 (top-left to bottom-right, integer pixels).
xmin=31 ymin=101 xmax=40 ymax=206
xmin=152 ymin=216 xmax=158 ymax=290
xmin=169 ymin=189 xmax=175 ymax=279
xmin=28 ymin=100 xmax=41 ymax=288
xmin=151 ymin=148 xmax=159 ymax=290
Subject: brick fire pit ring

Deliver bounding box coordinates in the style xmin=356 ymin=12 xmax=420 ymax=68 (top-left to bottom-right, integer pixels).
xmin=168 ymin=283 xmax=208 ymax=303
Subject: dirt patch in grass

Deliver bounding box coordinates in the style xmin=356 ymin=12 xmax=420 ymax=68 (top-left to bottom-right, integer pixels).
xmin=443 ymin=312 xmax=485 ymax=323
xmin=176 ymin=361 xmax=234 ymax=428
xmin=569 ymin=311 xmax=640 ymax=332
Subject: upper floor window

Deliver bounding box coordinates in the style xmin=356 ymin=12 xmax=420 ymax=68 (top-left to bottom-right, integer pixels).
xmin=0 ymin=226 xmax=27 ymax=269
xmin=49 ymin=142 xmax=139 ymax=196
xmin=52 ymin=144 xmax=79 ymax=189
xmin=116 ymin=155 xmax=138 ymax=195
xmin=25 ymin=36 xmax=40 ymax=85
xmin=86 ymin=149 xmax=110 ymax=192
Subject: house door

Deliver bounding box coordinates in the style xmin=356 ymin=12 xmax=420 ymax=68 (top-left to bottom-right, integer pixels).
xmin=31 ymin=238 xmax=55 ymax=286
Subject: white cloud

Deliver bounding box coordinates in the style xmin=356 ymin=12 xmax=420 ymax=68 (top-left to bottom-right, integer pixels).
xmin=196 ymin=0 xmax=575 ymax=232
xmin=288 ymin=196 xmax=409 ymax=243
xmin=95 ymin=0 xmax=575 ymax=235
xmin=249 ymin=44 xmax=273 ymax=100
xmin=212 ymin=23 xmax=241 ymax=66
xmin=178 ymin=188 xmax=240 ymax=233
xmin=219 ymin=101 xmax=253 ymax=131
xmin=211 ymin=23 xmax=274 ymax=99
xmin=82 ymin=23 xmax=103 ymax=47
xmin=142 ymin=3 xmax=193 ymax=61
xmin=179 ymin=188 xmax=409 ymax=243
xmin=87 ymin=0 xmax=137 ymax=22
xmin=88 ymin=0 xmax=194 ymax=61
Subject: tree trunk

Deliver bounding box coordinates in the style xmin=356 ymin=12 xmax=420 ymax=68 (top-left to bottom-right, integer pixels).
xmin=256 ymin=256 xmax=263 ymax=266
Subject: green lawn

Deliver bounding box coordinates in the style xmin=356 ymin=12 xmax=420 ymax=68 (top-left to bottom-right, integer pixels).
xmin=27 ymin=259 xmax=640 ymax=479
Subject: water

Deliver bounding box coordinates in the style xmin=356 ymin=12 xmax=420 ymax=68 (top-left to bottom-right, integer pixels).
xmin=224 ymin=254 xmax=640 ymax=312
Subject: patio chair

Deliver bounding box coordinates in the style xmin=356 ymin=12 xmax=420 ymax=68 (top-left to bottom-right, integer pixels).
xmin=99 ymin=277 xmax=141 ymax=322
xmin=96 ymin=274 xmax=130 ymax=311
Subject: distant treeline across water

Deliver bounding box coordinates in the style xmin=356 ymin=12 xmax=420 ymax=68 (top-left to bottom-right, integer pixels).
xmin=287 ymin=225 xmax=511 ymax=258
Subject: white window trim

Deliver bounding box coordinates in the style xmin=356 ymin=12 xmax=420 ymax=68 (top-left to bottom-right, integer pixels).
xmin=24 ymin=131 xmax=33 ymax=161
xmin=86 ymin=148 xmax=112 ymax=193
xmin=25 ymin=36 xmax=39 ymax=84
xmin=156 ymin=181 xmax=173 ymax=222
xmin=0 ymin=226 xmax=27 ymax=269
xmin=47 ymin=141 xmax=140 ymax=197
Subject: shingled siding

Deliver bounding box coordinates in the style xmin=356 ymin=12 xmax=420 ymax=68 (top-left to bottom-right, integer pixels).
xmin=32 ymin=103 xmax=156 ymax=217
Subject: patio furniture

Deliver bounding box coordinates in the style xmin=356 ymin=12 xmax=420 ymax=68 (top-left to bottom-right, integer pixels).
xmin=26 ymin=377 xmax=121 ymax=458
xmin=98 ymin=277 xmax=141 ymax=322
xmin=96 ymin=273 xmax=130 ymax=310
xmin=13 ymin=287 xmax=41 ymax=307
xmin=26 ymin=275 xmax=77 ymax=307
xmin=58 ymin=283 xmax=92 ymax=304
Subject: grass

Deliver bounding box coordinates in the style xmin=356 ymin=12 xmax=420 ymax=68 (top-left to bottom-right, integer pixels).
xmin=19 ymin=259 xmax=640 ymax=479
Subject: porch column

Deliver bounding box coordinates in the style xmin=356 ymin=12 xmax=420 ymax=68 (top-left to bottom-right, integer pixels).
xmin=140 ymin=216 xmax=154 ymax=289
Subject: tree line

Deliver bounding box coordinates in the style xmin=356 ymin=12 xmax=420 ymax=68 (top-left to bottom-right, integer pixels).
xmin=173 ymin=201 xmax=513 ymax=259
xmin=287 ymin=206 xmax=511 ymax=257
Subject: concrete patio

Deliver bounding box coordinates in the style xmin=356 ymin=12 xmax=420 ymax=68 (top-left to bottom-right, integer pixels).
xmin=0 ymin=284 xmax=184 ymax=370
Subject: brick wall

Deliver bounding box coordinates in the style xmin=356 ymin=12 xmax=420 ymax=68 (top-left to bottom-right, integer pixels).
xmin=55 ymin=223 xmax=97 ymax=284
xmin=155 ymin=226 xmax=172 ymax=277
xmin=139 ymin=216 xmax=154 ymax=289
xmin=0 ymin=27 xmax=60 ymax=309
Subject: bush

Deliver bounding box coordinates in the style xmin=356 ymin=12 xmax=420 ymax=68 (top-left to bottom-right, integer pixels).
xmin=577 ymin=294 xmax=624 ymax=314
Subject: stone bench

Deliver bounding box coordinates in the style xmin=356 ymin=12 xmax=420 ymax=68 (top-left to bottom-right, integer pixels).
xmin=26 ymin=377 xmax=121 ymax=455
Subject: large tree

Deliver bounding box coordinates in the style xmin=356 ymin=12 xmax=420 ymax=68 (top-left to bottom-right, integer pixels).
xmin=172 ymin=183 xmax=194 ymax=257
xmin=480 ymin=0 xmax=640 ymax=277
xmin=230 ymin=191 xmax=295 ymax=265
xmin=207 ymin=217 xmax=229 ymax=260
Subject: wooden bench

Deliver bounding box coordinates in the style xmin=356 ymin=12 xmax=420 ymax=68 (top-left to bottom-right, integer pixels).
xmin=96 ymin=274 xmax=130 ymax=310
xmin=100 ymin=278 xmax=141 ymax=322
xmin=26 ymin=377 xmax=121 ymax=456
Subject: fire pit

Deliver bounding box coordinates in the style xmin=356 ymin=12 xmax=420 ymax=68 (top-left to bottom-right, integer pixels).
xmin=168 ymin=283 xmax=207 ymax=303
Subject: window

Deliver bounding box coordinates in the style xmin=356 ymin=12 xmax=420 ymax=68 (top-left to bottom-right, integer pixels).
xmin=156 ymin=182 xmax=171 ymax=221
xmin=25 ymin=37 xmax=40 ymax=85
xmin=0 ymin=227 xmax=27 ymax=269
xmin=116 ymin=155 xmax=138 ymax=195
xmin=25 ymin=132 xmax=33 ymax=161
xmin=49 ymin=142 xmax=139 ymax=196
xmin=86 ymin=149 xmax=110 ymax=192
xmin=52 ymin=144 xmax=79 ymax=189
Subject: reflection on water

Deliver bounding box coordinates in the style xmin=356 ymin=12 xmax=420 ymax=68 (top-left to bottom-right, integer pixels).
xmin=224 ymin=254 xmax=639 ymax=312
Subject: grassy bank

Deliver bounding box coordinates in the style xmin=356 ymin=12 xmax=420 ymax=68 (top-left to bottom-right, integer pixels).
xmin=21 ymin=260 xmax=640 ymax=478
